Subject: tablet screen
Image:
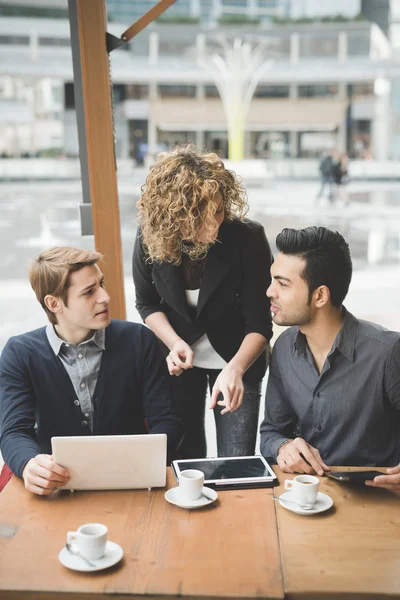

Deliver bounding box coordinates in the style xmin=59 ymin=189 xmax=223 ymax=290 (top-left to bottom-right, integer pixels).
xmin=174 ymin=456 xmax=275 ymax=483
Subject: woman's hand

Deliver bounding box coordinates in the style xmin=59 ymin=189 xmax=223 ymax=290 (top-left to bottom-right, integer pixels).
xmin=166 ymin=339 xmax=193 ymax=376
xmin=210 ymin=365 xmax=244 ymax=414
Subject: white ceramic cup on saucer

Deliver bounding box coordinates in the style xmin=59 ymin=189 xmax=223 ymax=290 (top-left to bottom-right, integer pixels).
xmin=179 ymin=469 xmax=204 ymax=501
xmin=284 ymin=475 xmax=319 ymax=508
xmin=66 ymin=523 xmax=108 ymax=561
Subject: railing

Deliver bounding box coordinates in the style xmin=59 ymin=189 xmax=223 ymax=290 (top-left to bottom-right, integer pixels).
xmin=0 ymin=158 xmax=400 ymax=180
xmin=0 ymin=158 xmax=134 ymax=180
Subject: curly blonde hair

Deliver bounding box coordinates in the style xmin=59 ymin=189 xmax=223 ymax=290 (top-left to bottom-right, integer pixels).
xmin=137 ymin=145 xmax=248 ymax=264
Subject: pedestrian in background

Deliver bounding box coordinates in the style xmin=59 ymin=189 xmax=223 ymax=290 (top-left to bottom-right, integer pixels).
xmin=316 ymin=149 xmax=335 ymax=203
xmin=333 ymin=153 xmax=349 ymax=204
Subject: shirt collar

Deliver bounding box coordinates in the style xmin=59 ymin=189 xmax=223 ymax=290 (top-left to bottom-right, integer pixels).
xmin=292 ymin=307 xmax=358 ymax=362
xmin=293 ymin=328 xmax=306 ymax=356
xmin=331 ymin=307 xmax=357 ymax=362
xmin=46 ymin=324 xmax=105 ymax=356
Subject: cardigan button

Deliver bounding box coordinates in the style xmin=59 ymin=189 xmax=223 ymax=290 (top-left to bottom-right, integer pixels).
xmin=82 ymin=420 xmax=88 ymax=427
xmin=74 ymin=399 xmax=80 ymax=406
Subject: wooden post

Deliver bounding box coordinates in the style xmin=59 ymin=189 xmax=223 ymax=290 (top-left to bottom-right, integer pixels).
xmin=68 ymin=0 xmax=126 ymax=320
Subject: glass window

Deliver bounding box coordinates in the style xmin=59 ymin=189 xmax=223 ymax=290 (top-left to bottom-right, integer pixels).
xmin=126 ymin=85 xmax=149 ymax=100
xmin=254 ymin=85 xmax=289 ymax=98
xmin=352 ymin=82 xmax=374 ymax=96
xmin=40 ymin=37 xmax=70 ymax=47
xmin=51 ymin=85 xmax=62 ymax=105
xmin=205 ymin=85 xmax=219 ymax=98
xmin=348 ymin=31 xmax=370 ymax=56
xmin=159 ymin=39 xmax=193 ymax=55
xmin=298 ymin=84 xmax=338 ymax=98
xmin=113 ymin=85 xmax=126 ymax=104
xmin=299 ymin=32 xmax=338 ymax=59
xmin=64 ymin=83 xmax=75 ymax=109
xmin=0 ymin=35 xmax=29 ymax=45
xmin=159 ymin=85 xmax=196 ymax=98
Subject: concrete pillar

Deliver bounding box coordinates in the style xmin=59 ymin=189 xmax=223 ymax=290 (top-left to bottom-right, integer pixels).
xmin=337 ymin=121 xmax=347 ymax=153
xmin=367 ymin=228 xmax=385 ymax=265
xmin=290 ymin=33 xmax=300 ymax=65
xmin=289 ymin=131 xmax=298 ymax=157
xmin=372 ymin=78 xmax=391 ymax=160
xmin=196 ymin=33 xmax=206 ymax=60
xmin=390 ymin=80 xmax=400 ymax=159
xmin=190 ymin=0 xmax=200 ymax=18
xmin=196 ymin=130 xmax=205 ymax=149
xmin=213 ymin=0 xmax=222 ymax=22
xmin=30 ymin=29 xmax=39 ymax=63
xmin=337 ymin=81 xmax=347 ymax=153
xmin=289 ymin=84 xmax=298 ymax=157
xmin=196 ymin=84 xmax=205 ymax=100
xmin=338 ymin=32 xmax=348 ymax=64
xmin=196 ymin=84 xmax=205 ymax=149
xmin=248 ymin=0 xmax=257 ymax=18
xmin=148 ymin=82 xmax=158 ymax=155
xmin=148 ymin=32 xmax=159 ymax=65
xmin=13 ymin=123 xmax=20 ymax=156
xmin=30 ymin=82 xmax=38 ymax=155
xmin=242 ymin=130 xmax=249 ymax=158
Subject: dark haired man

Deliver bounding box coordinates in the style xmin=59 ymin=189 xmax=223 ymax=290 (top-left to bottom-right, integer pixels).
xmin=260 ymin=226 xmax=400 ymax=494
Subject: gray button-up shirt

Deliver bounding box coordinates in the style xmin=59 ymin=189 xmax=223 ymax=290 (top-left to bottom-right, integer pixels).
xmin=46 ymin=325 xmax=105 ymax=431
xmin=260 ymin=309 xmax=400 ymax=466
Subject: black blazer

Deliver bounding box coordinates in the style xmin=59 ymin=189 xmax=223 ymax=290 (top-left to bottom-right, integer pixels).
xmin=132 ymin=219 xmax=273 ymax=383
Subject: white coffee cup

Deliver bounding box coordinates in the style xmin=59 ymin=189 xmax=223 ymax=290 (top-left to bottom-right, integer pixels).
xmin=179 ymin=469 xmax=204 ymax=501
xmin=284 ymin=475 xmax=319 ymax=508
xmin=66 ymin=523 xmax=108 ymax=560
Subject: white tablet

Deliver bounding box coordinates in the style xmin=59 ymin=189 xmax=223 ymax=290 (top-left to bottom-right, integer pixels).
xmin=172 ymin=455 xmax=278 ymax=490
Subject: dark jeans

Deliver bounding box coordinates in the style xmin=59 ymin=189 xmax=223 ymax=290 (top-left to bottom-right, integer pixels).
xmin=171 ymin=367 xmax=261 ymax=459
xmin=316 ymin=176 xmax=333 ymax=200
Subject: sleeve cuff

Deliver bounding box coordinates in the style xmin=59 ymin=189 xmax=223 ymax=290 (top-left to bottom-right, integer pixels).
xmin=271 ymin=437 xmax=291 ymax=462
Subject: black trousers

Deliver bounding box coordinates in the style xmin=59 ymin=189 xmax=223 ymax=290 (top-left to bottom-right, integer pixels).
xmin=171 ymin=367 xmax=261 ymax=459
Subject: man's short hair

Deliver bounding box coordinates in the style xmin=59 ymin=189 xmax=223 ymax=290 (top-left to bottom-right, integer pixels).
xmin=276 ymin=226 xmax=352 ymax=308
xmin=29 ymin=247 xmax=102 ymax=324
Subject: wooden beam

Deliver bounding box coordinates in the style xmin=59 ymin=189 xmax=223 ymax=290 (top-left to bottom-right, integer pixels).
xmin=121 ymin=0 xmax=178 ymax=42
xmin=68 ymin=0 xmax=126 ymax=320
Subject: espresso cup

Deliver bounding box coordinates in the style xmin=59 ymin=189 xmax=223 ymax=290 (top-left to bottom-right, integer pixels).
xmin=66 ymin=523 xmax=108 ymax=560
xmin=179 ymin=469 xmax=204 ymax=501
xmin=284 ymin=475 xmax=319 ymax=508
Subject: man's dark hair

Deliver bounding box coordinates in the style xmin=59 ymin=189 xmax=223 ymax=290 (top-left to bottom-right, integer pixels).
xmin=276 ymin=226 xmax=352 ymax=308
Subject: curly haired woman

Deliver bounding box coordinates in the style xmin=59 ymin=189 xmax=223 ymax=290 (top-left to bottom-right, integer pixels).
xmin=132 ymin=145 xmax=273 ymax=458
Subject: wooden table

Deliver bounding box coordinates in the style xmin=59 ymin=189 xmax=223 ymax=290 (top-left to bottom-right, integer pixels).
xmin=0 ymin=469 xmax=284 ymax=600
xmin=1 ymin=467 xmax=399 ymax=599
xmin=273 ymin=466 xmax=400 ymax=600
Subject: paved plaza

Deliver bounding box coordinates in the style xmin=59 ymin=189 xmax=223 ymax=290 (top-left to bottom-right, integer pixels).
xmin=1 ymin=174 xmax=400 ymax=458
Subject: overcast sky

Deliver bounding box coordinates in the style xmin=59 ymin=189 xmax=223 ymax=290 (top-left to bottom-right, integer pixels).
xmin=290 ymin=0 xmax=361 ymax=18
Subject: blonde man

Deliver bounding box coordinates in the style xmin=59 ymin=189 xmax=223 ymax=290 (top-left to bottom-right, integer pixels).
xmin=0 ymin=247 xmax=182 ymax=495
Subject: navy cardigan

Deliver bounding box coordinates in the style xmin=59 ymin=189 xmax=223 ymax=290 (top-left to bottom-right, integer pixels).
xmin=0 ymin=320 xmax=183 ymax=477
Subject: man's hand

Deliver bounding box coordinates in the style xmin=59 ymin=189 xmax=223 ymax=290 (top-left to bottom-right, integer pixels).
xmin=166 ymin=339 xmax=193 ymax=376
xmin=365 ymin=464 xmax=400 ymax=495
xmin=210 ymin=365 xmax=244 ymax=415
xmin=277 ymin=437 xmax=330 ymax=477
xmin=22 ymin=454 xmax=70 ymax=496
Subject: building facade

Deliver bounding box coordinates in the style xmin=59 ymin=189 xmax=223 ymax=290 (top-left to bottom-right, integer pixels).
xmin=0 ymin=3 xmax=398 ymax=160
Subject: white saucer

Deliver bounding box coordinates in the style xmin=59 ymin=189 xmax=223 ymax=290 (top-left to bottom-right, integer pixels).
xmin=165 ymin=486 xmax=218 ymax=509
xmin=59 ymin=541 xmax=123 ymax=572
xmin=277 ymin=491 xmax=333 ymax=515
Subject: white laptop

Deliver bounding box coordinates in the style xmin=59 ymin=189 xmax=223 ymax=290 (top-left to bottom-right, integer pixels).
xmin=51 ymin=434 xmax=167 ymax=491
